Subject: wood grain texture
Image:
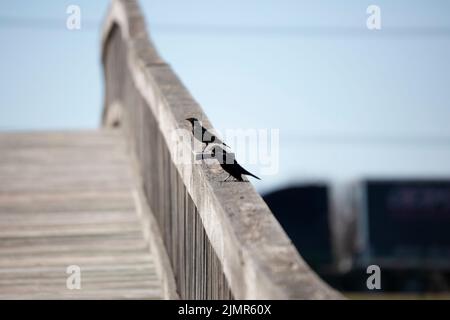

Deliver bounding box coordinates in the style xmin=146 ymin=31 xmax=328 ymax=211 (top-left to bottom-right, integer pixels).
xmin=0 ymin=130 xmax=163 ymax=299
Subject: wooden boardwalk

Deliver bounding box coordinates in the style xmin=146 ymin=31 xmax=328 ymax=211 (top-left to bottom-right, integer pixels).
xmin=0 ymin=130 xmax=163 ymax=299
xmin=0 ymin=0 xmax=342 ymax=300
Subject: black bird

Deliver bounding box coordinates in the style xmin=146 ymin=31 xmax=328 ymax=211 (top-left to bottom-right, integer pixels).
xmin=211 ymin=146 xmax=261 ymax=182
xmin=186 ymin=117 xmax=228 ymax=150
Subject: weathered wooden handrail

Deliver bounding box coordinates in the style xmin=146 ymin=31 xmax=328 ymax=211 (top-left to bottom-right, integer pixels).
xmin=101 ymin=0 xmax=342 ymax=299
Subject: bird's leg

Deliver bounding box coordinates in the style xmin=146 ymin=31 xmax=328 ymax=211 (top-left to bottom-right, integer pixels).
xmin=223 ymin=174 xmax=231 ymax=182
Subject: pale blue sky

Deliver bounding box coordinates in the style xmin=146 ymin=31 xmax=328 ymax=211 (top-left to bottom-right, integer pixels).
xmin=1 ymin=1 xmax=450 ymax=193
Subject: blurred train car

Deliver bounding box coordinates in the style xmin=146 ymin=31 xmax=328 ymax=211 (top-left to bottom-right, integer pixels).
xmin=263 ymin=184 xmax=333 ymax=272
xmin=263 ymin=180 xmax=450 ymax=293
xmin=356 ymin=179 xmax=450 ymax=269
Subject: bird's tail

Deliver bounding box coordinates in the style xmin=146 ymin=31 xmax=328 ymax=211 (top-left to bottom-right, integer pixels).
xmin=248 ymin=172 xmax=261 ymax=180
xmin=243 ymin=169 xmax=261 ymax=180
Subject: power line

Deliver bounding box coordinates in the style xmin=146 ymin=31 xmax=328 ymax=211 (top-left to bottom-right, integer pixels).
xmin=0 ymin=16 xmax=99 ymax=31
xmin=148 ymin=24 xmax=450 ymax=37
xmin=1 ymin=16 xmax=450 ymax=37
xmin=279 ymin=133 xmax=450 ymax=145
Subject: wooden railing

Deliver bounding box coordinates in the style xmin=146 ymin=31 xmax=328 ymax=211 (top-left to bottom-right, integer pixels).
xmin=101 ymin=0 xmax=342 ymax=300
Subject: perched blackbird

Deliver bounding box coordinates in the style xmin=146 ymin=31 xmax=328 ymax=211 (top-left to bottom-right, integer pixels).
xmin=212 ymin=146 xmax=261 ymax=182
xmin=186 ymin=117 xmax=228 ymax=150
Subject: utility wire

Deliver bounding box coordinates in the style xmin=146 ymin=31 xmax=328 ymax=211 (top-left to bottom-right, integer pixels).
xmin=0 ymin=16 xmax=99 ymax=31
xmin=1 ymin=16 xmax=450 ymax=37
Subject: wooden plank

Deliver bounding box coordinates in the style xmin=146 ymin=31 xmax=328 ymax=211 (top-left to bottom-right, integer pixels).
xmin=0 ymin=211 xmax=139 ymax=225
xmin=0 ymin=264 xmax=156 ymax=276
xmin=0 ymin=130 xmax=126 ymax=148
xmin=0 ymin=253 xmax=154 ymax=268
xmin=0 ymin=238 xmax=149 ymax=255
xmin=0 ymin=149 xmax=129 ymax=164
xmin=0 ymin=289 xmax=162 ymax=300
xmin=0 ymin=222 xmax=142 ymax=238
xmin=0 ymin=181 xmax=134 ymax=193
xmin=0 ymin=234 xmax=144 ymax=251
xmin=0 ymin=164 xmax=133 ymax=178
xmin=0 ymin=191 xmax=135 ymax=213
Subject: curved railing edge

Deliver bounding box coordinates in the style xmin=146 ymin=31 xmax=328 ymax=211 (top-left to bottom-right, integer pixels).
xmin=101 ymin=0 xmax=343 ymax=300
